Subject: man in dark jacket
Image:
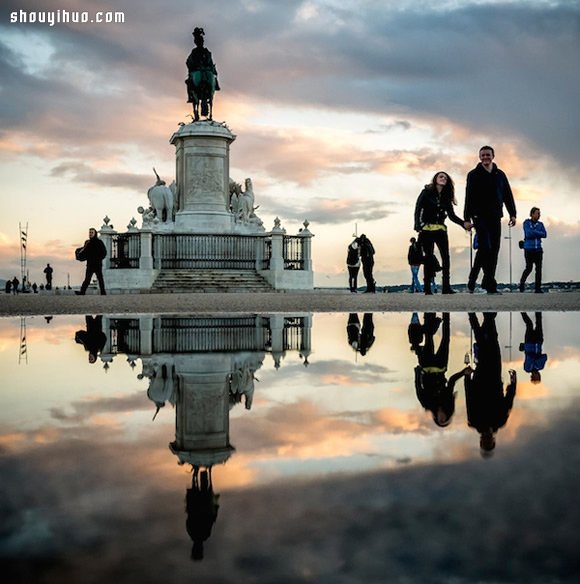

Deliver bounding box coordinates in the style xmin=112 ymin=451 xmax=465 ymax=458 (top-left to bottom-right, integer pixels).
xmin=358 ymin=234 xmax=376 ymax=293
xmin=76 ymin=227 xmax=107 ymax=295
xmin=464 ymin=146 xmax=517 ymax=294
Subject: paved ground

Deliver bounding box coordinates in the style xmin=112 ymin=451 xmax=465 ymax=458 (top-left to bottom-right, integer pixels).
xmin=2 ymin=290 xmax=579 ymax=316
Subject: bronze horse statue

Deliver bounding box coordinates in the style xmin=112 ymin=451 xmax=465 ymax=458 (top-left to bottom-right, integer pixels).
xmin=186 ymin=27 xmax=220 ymax=121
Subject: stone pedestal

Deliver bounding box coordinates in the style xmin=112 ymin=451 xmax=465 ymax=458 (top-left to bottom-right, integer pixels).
xmin=170 ymin=121 xmax=236 ymax=233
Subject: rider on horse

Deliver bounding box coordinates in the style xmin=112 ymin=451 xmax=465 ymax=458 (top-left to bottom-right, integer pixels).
xmin=186 ymin=27 xmax=220 ymax=120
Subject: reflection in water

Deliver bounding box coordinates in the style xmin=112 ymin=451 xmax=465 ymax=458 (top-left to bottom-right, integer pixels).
xmin=466 ymin=313 xmax=517 ymax=456
xmin=520 ymin=312 xmax=548 ymax=384
xmin=346 ymin=313 xmax=375 ymax=356
xmin=74 ymin=315 xmax=107 ymax=364
xmin=3 ymin=312 xmax=579 ymax=582
xmin=100 ymin=314 xmax=311 ymax=561
xmin=412 ymin=313 xmax=471 ymax=428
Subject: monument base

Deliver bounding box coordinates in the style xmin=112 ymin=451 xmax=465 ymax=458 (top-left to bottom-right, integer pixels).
xmin=174 ymin=210 xmax=234 ymax=233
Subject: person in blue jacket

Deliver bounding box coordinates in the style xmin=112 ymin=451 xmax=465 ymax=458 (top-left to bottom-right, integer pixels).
xmin=519 ymin=207 xmax=547 ymax=293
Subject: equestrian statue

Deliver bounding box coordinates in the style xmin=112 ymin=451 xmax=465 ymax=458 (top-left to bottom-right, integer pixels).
xmin=185 ymin=27 xmax=220 ymax=121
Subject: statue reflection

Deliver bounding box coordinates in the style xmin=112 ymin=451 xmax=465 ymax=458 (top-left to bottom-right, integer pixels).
xmin=346 ymin=313 xmax=375 ymax=356
xmin=100 ymin=313 xmax=311 ymax=560
xmin=412 ymin=313 xmax=471 ymax=427
xmin=520 ymin=312 xmax=547 ymax=384
xmin=465 ymin=313 xmax=517 ymax=457
xmin=187 ymin=466 xmax=220 ymax=561
xmin=74 ymin=315 xmax=107 ymax=364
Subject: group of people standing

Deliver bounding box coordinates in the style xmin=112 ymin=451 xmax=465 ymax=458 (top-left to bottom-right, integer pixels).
xmin=349 ymin=145 xmax=546 ymax=295
xmin=412 ymin=145 xmax=546 ymax=294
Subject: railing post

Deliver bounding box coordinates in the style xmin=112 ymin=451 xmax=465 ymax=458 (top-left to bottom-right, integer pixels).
xmin=269 ymin=218 xmax=285 ymax=275
xmin=299 ymin=220 xmax=313 ymax=272
xmin=99 ymin=219 xmax=115 ymax=270
xmin=140 ymin=229 xmax=153 ymax=270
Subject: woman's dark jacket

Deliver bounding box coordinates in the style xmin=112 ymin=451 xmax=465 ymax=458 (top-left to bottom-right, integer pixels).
xmin=414 ymin=187 xmax=464 ymax=232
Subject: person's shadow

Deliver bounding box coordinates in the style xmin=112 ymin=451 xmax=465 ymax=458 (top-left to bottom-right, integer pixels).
xmin=465 ymin=313 xmax=517 ymax=457
xmin=414 ymin=313 xmax=470 ymax=428
xmin=74 ymin=315 xmax=106 ymax=364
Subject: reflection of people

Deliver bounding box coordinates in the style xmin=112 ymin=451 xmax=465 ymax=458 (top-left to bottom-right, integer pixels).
xmin=464 ymin=146 xmax=517 ymax=294
xmin=346 ymin=238 xmax=361 ymax=293
xmin=74 ymin=315 xmax=107 ymax=363
xmin=359 ymin=313 xmax=375 ymax=356
xmin=520 ymin=312 xmax=547 ymax=384
xmin=346 ymin=313 xmax=361 ymax=351
xmin=519 ymin=207 xmax=547 ymax=293
xmin=358 ymin=234 xmax=376 ymax=293
xmin=465 ymin=313 xmax=517 ymax=456
xmin=408 ymin=312 xmax=424 ymax=353
xmin=43 ymin=263 xmax=53 ymax=290
xmin=76 ymin=228 xmax=107 ymax=295
xmin=414 ymin=172 xmax=470 ymax=295
xmin=407 ymin=237 xmax=423 ymax=293
xmin=186 ymin=466 xmax=220 ymax=562
xmin=414 ymin=313 xmax=470 ymax=427
xmin=346 ymin=313 xmax=375 ymax=356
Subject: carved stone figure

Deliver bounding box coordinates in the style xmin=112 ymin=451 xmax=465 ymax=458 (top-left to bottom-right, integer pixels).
xmin=147 ymin=170 xmax=175 ymax=223
xmin=186 ymin=27 xmax=220 ymax=121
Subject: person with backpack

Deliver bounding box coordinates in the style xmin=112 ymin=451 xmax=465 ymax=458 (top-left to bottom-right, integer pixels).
xmin=519 ymin=207 xmax=547 ymax=293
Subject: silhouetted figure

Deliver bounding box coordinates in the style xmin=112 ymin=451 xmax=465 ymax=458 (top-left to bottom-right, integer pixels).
xmin=346 ymin=238 xmax=361 ymax=293
xmin=359 ymin=313 xmax=375 ymax=356
xmin=32 ymin=282 xmax=38 ymax=293
xmin=414 ymin=313 xmax=470 ymax=427
xmin=465 ymin=313 xmax=517 ymax=456
xmin=5 ymin=280 xmax=11 ymax=294
xmin=76 ymin=227 xmax=107 ymax=295
xmin=520 ymin=312 xmax=547 ymax=384
xmin=11 ymin=276 xmax=19 ymax=294
xmin=407 ymin=236 xmax=423 ymax=293
xmin=43 ymin=263 xmax=53 ymax=290
xmin=186 ymin=466 xmax=220 ymax=561
xmin=358 ymin=234 xmax=376 ymax=293
xmin=74 ymin=315 xmax=107 ymax=364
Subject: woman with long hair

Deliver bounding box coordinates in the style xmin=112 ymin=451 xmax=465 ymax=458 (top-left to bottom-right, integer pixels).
xmin=414 ymin=171 xmax=471 ymax=294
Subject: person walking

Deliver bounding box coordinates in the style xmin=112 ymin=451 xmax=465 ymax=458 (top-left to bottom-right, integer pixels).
xmin=407 ymin=236 xmax=423 ymax=293
xmin=75 ymin=227 xmax=107 ymax=295
xmin=414 ymin=171 xmax=470 ymax=295
xmin=519 ymin=207 xmax=546 ymax=293
xmin=358 ymin=234 xmax=376 ymax=293
xmin=43 ymin=263 xmax=54 ymax=290
xmin=11 ymin=276 xmax=19 ymax=294
xmin=346 ymin=238 xmax=361 ymax=293
xmin=464 ymin=146 xmax=517 ymax=294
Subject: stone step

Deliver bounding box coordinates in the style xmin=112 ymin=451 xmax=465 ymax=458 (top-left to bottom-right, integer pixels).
xmin=152 ymin=270 xmax=274 ymax=293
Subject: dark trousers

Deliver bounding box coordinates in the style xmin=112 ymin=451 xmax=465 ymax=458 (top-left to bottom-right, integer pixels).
xmin=80 ymin=263 xmax=106 ymax=295
xmin=419 ymin=229 xmax=452 ymax=293
xmin=362 ymin=261 xmax=375 ymax=292
xmin=520 ymin=250 xmax=543 ymax=291
xmin=347 ymin=266 xmax=360 ymax=292
xmin=469 ymin=218 xmax=501 ymax=292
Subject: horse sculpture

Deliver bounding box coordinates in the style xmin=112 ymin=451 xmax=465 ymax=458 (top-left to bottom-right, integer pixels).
xmin=186 ymin=27 xmax=220 ymax=121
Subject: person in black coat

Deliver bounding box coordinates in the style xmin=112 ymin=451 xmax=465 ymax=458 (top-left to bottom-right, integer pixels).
xmin=358 ymin=234 xmax=376 ymax=293
xmin=74 ymin=315 xmax=107 ymax=364
xmin=464 ymin=146 xmax=517 ymax=294
xmin=414 ymin=172 xmax=470 ymax=295
xmin=76 ymin=227 xmax=107 ymax=295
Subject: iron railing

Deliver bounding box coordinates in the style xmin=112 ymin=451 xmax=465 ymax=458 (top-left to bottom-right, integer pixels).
xmin=283 ymin=236 xmax=304 ymax=270
xmin=153 ymin=234 xmax=270 ymax=270
xmin=109 ymin=234 xmax=141 ymax=269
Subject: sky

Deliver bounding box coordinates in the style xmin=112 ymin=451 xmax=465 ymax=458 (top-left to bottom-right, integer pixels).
xmin=1 ymin=0 xmax=579 ymax=288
